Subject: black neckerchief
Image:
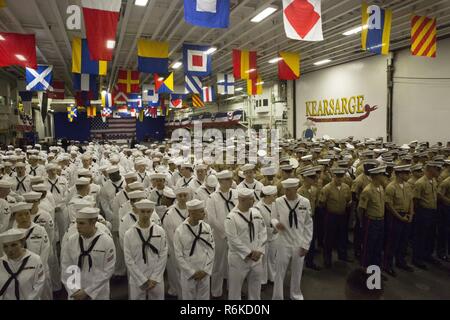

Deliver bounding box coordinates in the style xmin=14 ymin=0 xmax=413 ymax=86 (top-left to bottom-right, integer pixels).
xmin=283 ymin=198 xmax=300 ymax=229
xmin=135 ymin=226 xmax=159 ymax=263
xmin=15 ymin=176 xmax=27 ymax=193
xmin=263 ymin=204 xmax=272 ymax=214
xmin=155 ymin=190 xmax=163 ymax=205
xmin=237 ymin=211 xmax=255 ymax=242
xmin=48 ymin=178 xmax=60 ymax=194
xmin=243 ymin=182 xmax=260 ymax=201
xmin=182 ymin=177 xmax=193 ymax=187
xmin=29 ymin=167 xmax=37 ymax=176
xmin=33 ymin=214 xmax=40 ymax=223
xmin=77 ymin=234 xmax=102 ymax=272
xmin=174 ymin=207 xmax=186 ymax=221
xmin=0 ymin=255 xmax=31 ymax=300
xmin=203 ymin=187 xmax=212 ymax=195
xmin=123 ymin=191 xmax=129 ymax=201
xmin=129 ymin=213 xmax=137 ymax=222
xmin=138 ymin=172 xmax=146 ymax=183
xmin=112 ymin=180 xmax=123 ymax=194
xmin=185 ymin=222 xmax=213 ymax=256
xmin=219 ymin=191 xmax=235 ymax=212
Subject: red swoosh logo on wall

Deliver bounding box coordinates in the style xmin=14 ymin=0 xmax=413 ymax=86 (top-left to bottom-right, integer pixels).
xmin=308 ymin=105 xmax=378 ymax=123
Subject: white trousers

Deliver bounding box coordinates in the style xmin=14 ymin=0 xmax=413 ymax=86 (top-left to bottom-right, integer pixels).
xmin=166 ymin=247 xmax=181 ymax=297
xmin=180 ymin=272 xmax=210 ymax=300
xmin=128 ymin=281 xmax=164 ymax=300
xmin=272 ymin=245 xmax=305 ymax=300
xmin=112 ymin=231 xmax=126 ymax=276
xmin=211 ymin=234 xmax=228 ymax=297
xmin=261 ymin=241 xmax=277 ymax=284
xmin=228 ymin=253 xmax=263 ymax=300
xmin=49 ymin=245 xmax=62 ymax=291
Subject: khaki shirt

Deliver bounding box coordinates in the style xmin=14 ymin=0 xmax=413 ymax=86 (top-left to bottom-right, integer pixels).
xmin=414 ymin=175 xmax=438 ymax=210
xmin=385 ymin=179 xmax=413 ymax=213
xmin=351 ymin=173 xmax=371 ymax=200
xmin=407 ymin=176 xmax=419 ymax=192
xmin=438 ymin=168 xmax=449 ymax=184
xmin=298 ymin=184 xmax=318 ymax=215
xmin=319 ymin=181 xmax=351 ymax=215
xmin=438 ymin=176 xmax=450 ymax=207
xmin=358 ymin=183 xmax=385 ymax=219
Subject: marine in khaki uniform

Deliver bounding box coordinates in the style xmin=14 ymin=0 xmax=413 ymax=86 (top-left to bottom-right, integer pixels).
xmin=298 ymin=169 xmax=320 ymax=271
xmin=358 ymin=166 xmax=386 ymax=271
xmin=259 ymin=167 xmax=279 ymax=187
xmin=276 ymin=165 xmax=295 ymax=197
xmin=407 ymin=164 xmax=423 ymax=191
xmin=437 ymin=160 xmax=450 ymax=261
xmin=412 ymin=161 xmax=442 ymax=269
xmin=319 ymin=168 xmax=352 ymax=268
xmin=383 ymin=165 xmax=415 ymax=275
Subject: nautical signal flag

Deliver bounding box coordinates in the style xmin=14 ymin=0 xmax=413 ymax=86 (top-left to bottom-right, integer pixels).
xmin=183 ymin=0 xmax=230 ymax=29
xmin=155 ymin=73 xmax=174 ymax=94
xmin=233 ymin=49 xmax=257 ymax=80
xmin=202 ymin=86 xmax=215 ymax=103
xmin=101 ymin=107 xmax=113 ymax=118
xmin=137 ymin=39 xmax=169 ymax=74
xmin=278 ymin=52 xmax=300 ymax=80
xmin=183 ymin=44 xmax=212 ymax=77
xmin=47 ymin=81 xmax=65 ymax=99
xmin=170 ymin=96 xmax=183 ymax=109
xmin=72 ymin=37 xmax=107 ymax=75
xmin=26 ymin=65 xmax=53 ymax=91
xmin=411 ymin=16 xmax=437 ymax=58
xmin=247 ymin=76 xmax=263 ymax=96
xmin=0 ymin=32 xmax=37 ymax=69
xmin=127 ymin=93 xmax=142 ymax=109
xmin=361 ymin=2 xmax=392 ymax=55
xmin=101 ymin=91 xmax=113 ymax=108
xmin=282 ymin=0 xmax=323 ymax=41
xmin=86 ymin=106 xmax=97 ymax=118
xmin=67 ymin=106 xmax=78 ymax=122
xmin=81 ymin=0 xmax=121 ymax=61
xmin=217 ymin=73 xmax=235 ymax=95
xmin=112 ymin=84 xmax=128 ymax=103
xmin=185 ymin=74 xmax=203 ymax=94
xmin=73 ymin=74 xmax=98 ymax=96
xmin=117 ymin=70 xmax=140 ymax=93
xmin=192 ymin=94 xmax=205 ymax=108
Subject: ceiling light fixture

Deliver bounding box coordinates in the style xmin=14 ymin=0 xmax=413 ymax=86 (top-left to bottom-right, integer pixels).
xmin=205 ymin=47 xmax=217 ymax=55
xmin=171 ymin=61 xmax=182 ymax=69
xmin=251 ymin=6 xmax=278 ymax=23
xmin=106 ymin=40 xmax=116 ymax=49
xmin=313 ymin=59 xmax=332 ymax=66
xmin=342 ymin=25 xmax=368 ymax=36
xmin=268 ymin=57 xmax=283 ymax=64
xmin=135 ymin=0 xmax=149 ymax=6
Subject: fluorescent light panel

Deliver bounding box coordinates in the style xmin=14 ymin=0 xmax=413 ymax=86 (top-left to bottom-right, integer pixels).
xmin=313 ymin=59 xmax=332 ymax=66
xmin=205 ymin=47 xmax=217 ymax=55
xmin=342 ymin=25 xmax=368 ymax=36
xmin=135 ymin=0 xmax=149 ymax=6
xmin=171 ymin=61 xmax=182 ymax=69
xmin=106 ymin=40 xmax=116 ymax=49
xmin=251 ymin=6 xmax=277 ymax=23
xmin=268 ymin=57 xmax=283 ymax=64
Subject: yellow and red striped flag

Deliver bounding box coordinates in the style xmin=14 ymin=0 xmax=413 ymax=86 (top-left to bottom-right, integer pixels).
xmin=192 ymin=94 xmax=205 ymax=108
xmin=247 ymin=76 xmax=263 ymax=96
xmin=86 ymin=106 xmax=97 ymax=118
xmin=411 ymin=15 xmax=437 ymax=58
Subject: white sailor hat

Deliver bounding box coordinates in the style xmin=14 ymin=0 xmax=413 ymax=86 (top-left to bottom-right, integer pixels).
xmin=280 ymin=164 xmax=294 ymax=171
xmin=163 ymin=188 xmax=176 ymax=199
xmin=135 ymin=199 xmax=156 ymax=210
xmin=186 ymin=199 xmax=205 ymax=210
xmin=14 ymin=162 xmax=26 ymax=168
xmin=76 ymin=207 xmax=99 ymax=220
xmin=99 ymin=165 xmax=109 ymax=171
xmin=0 ymin=229 xmax=26 ymax=244
xmin=75 ymin=177 xmax=91 ymax=186
xmin=174 ymin=187 xmax=191 ymax=195
xmin=30 ymin=176 xmax=44 ymax=183
xmin=135 ymin=159 xmax=147 ymax=166
xmin=124 ymin=172 xmax=138 ymax=179
xmin=81 ymin=153 xmax=92 ymax=160
xmin=368 ymin=166 xmax=387 ymax=175
xmin=394 ymin=165 xmax=411 ymax=172
xmin=181 ymin=163 xmax=193 ymax=169
xmin=261 ymin=185 xmax=277 ymax=196
xmin=281 ymin=178 xmax=300 ymax=189
xmin=106 ymin=166 xmax=120 ymax=174
xmin=333 ymin=147 xmax=342 ymax=153
xmin=109 ymin=155 xmax=120 ymax=163
xmin=150 ymin=173 xmax=167 ymax=180
xmin=195 ymin=164 xmax=208 ymax=170
xmin=237 ymin=188 xmax=254 ymax=198
xmin=241 ymin=164 xmax=256 ymax=172
xmin=29 ymin=155 xmax=39 ymax=160
xmin=32 ymin=184 xmax=48 ymax=193
xmin=23 ymin=191 xmax=42 ymax=202
xmin=317 ymin=159 xmax=331 ymax=165
xmin=128 ymin=190 xmax=147 ymax=200
xmin=77 ymin=169 xmax=92 ymax=177
xmin=0 ymin=180 xmax=12 ymax=189
xmin=260 ymin=166 xmax=277 ymax=176
xmin=11 ymin=202 xmax=33 ymax=213
xmin=128 ymin=182 xmax=144 ymax=190
xmin=45 ymin=163 xmax=59 ymax=170
xmin=301 ymin=155 xmax=313 ymax=161
xmin=70 ymin=198 xmax=95 ymax=210
xmin=205 ymin=175 xmax=218 ymax=188
xmin=217 ymin=170 xmax=233 ymax=179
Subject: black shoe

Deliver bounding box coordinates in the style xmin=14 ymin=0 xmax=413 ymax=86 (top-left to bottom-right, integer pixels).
xmin=384 ymin=268 xmax=397 ymax=277
xmin=306 ymin=263 xmax=322 ymax=271
xmin=425 ymin=257 xmax=442 ymax=266
xmin=413 ymin=260 xmax=428 ymax=270
xmin=396 ymin=264 xmax=414 ymax=272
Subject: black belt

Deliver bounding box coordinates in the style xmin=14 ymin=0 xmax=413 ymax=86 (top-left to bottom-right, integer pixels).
xmin=0 ymin=255 xmax=31 ymax=300
xmin=284 ymin=198 xmax=300 ymax=229
xmin=77 ymin=234 xmax=102 ymax=272
xmin=186 ymin=223 xmax=213 ymax=256
xmin=237 ymin=212 xmax=255 ymax=242
xmin=136 ymin=226 xmax=159 ymax=264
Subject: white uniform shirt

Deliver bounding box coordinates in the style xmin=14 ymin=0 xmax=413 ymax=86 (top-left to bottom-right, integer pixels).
xmin=10 ymin=175 xmax=31 ymax=195
xmin=271 ymin=195 xmax=313 ymax=250
xmin=123 ymin=222 xmax=168 ymax=285
xmin=18 ymin=223 xmax=50 ymax=266
xmin=99 ymin=179 xmax=126 ymax=222
xmin=206 ymin=189 xmax=238 ymax=239
xmin=255 ymin=200 xmax=278 ymax=242
xmin=119 ymin=211 xmax=161 ymax=248
xmin=237 ymin=180 xmax=264 ymax=202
